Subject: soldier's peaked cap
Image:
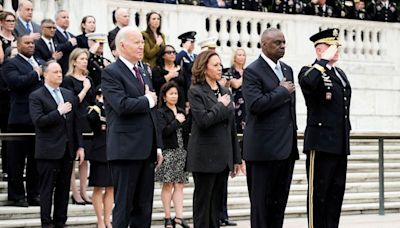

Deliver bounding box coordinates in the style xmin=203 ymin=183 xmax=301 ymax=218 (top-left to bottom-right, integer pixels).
xmin=309 ymin=28 xmax=341 ymax=46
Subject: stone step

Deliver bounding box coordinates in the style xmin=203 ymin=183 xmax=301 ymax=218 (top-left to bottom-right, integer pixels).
xmin=0 ymin=202 xmax=400 ymax=228
xmin=1 ymin=187 xmax=399 ymax=220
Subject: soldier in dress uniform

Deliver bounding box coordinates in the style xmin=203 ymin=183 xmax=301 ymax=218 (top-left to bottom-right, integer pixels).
xmin=176 ymin=31 xmax=197 ymax=103
xmin=367 ymin=0 xmax=398 ymax=22
xmin=86 ymin=33 xmax=111 ymax=87
xmin=304 ymin=0 xmax=335 ymax=17
xmin=231 ymin=0 xmax=264 ymax=11
xmin=266 ymin=0 xmax=305 ymax=14
xmin=328 ymin=0 xmax=355 ymax=18
xmin=353 ymin=0 xmax=367 ymax=20
xmin=198 ymin=36 xmax=218 ymax=53
xmin=298 ymin=28 xmax=352 ymax=228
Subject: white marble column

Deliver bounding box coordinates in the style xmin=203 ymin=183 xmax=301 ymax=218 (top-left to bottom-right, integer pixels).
xmin=3 ymin=0 xmax=15 ymax=13
xmin=32 ymin=0 xmax=43 ymax=23
xmin=46 ymin=0 xmax=56 ymax=20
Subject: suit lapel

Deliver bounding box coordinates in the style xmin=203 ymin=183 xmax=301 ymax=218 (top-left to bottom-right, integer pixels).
xmin=116 ymin=59 xmax=144 ymax=94
xmin=259 ymin=57 xmax=280 ymax=85
xmin=16 ymin=54 xmax=33 ymax=70
xmin=43 ymin=86 xmax=58 ymax=107
xmin=202 ymin=84 xmax=218 ymax=104
xmin=281 ymin=62 xmax=292 ymax=82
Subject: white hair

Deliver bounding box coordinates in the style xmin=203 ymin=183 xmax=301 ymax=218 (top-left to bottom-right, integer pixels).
xmin=115 ymin=26 xmax=140 ymax=53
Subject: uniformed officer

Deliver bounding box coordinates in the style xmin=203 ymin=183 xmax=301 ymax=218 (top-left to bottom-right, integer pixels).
xmin=298 ymin=28 xmax=351 ymax=228
xmin=267 ymin=0 xmax=305 ymax=14
xmin=198 ymin=36 xmax=218 ymax=53
xmin=304 ymin=0 xmax=335 ymax=17
xmin=353 ymin=0 xmax=367 ymax=20
xmin=176 ymin=31 xmax=197 ymax=102
xmin=366 ymin=0 xmax=398 ymax=22
xmin=86 ymin=33 xmax=111 ymax=87
xmin=328 ymin=0 xmax=355 ymax=18
xmin=231 ymin=0 xmax=264 ymax=11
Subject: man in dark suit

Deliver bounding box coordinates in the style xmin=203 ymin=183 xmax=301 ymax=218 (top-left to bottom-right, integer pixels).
xmin=298 ymin=28 xmax=351 ymax=228
xmin=101 ymin=26 xmax=163 ymax=228
xmin=242 ymin=28 xmax=298 ymax=228
xmin=54 ymin=10 xmax=77 ymax=74
xmin=13 ymin=0 xmax=41 ymax=39
xmin=29 ymin=60 xmax=84 ymax=228
xmin=2 ymin=34 xmax=44 ymax=207
xmin=107 ymin=8 xmax=130 ymax=50
xmin=34 ymin=19 xmax=63 ymax=62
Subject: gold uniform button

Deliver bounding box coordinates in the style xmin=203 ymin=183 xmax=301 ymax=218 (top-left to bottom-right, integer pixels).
xmin=345 ymin=115 xmax=348 ymax=119
xmin=344 ymin=97 xmax=347 ymax=101
xmin=318 ymin=122 xmax=322 ymax=126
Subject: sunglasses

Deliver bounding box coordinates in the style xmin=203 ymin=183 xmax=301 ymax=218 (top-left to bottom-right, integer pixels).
xmin=164 ymin=50 xmax=176 ymax=55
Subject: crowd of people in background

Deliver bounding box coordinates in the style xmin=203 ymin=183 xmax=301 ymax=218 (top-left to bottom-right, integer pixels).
xmin=133 ymin=0 xmax=400 ymax=22
xmin=0 ymin=0 xmax=352 ymax=228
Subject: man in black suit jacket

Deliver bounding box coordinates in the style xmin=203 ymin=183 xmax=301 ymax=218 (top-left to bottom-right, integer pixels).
xmin=13 ymin=0 xmax=41 ymax=39
xmin=54 ymin=10 xmax=77 ymax=74
xmin=34 ymin=19 xmax=63 ymax=62
xmin=242 ymin=28 xmax=298 ymax=228
xmin=298 ymin=28 xmax=351 ymax=228
xmin=2 ymin=34 xmax=44 ymax=207
xmin=29 ymin=60 xmax=84 ymax=228
xmin=101 ymin=26 xmax=163 ymax=228
xmin=107 ymin=8 xmax=130 ymax=50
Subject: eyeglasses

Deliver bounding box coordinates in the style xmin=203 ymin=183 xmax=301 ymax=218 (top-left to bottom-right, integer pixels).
xmin=165 ymin=50 xmax=176 ymax=55
xmin=44 ymin=26 xmax=57 ymax=29
xmin=5 ymin=20 xmax=15 ymax=23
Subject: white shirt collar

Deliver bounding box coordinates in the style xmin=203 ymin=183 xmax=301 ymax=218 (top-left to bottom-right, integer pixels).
xmin=41 ymin=36 xmax=53 ymax=44
xmin=260 ymin=52 xmax=281 ymax=70
xmin=18 ymin=53 xmax=34 ymax=62
xmin=56 ymin=26 xmax=67 ymax=34
xmin=119 ymin=56 xmax=139 ymax=73
xmin=18 ymin=17 xmax=31 ymax=26
xmin=44 ymin=83 xmax=59 ymax=91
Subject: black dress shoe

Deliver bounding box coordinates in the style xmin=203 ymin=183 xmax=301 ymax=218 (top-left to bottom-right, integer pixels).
xmin=28 ymin=197 xmax=40 ymax=206
xmin=8 ymin=199 xmax=29 ymax=207
xmin=219 ymin=219 xmax=237 ymax=226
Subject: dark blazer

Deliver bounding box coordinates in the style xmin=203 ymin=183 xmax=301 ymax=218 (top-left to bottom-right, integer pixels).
xmin=176 ymin=50 xmax=196 ymax=99
xmin=298 ymin=59 xmax=352 ymax=155
xmin=34 ymin=38 xmax=58 ymax=62
xmin=29 ymin=86 xmax=83 ymax=159
xmin=2 ymin=54 xmax=44 ymax=125
xmin=107 ymin=27 xmax=120 ymax=49
xmin=86 ymin=101 xmax=107 ymax=162
xmin=157 ymin=106 xmax=188 ymax=150
xmin=101 ymin=58 xmax=162 ymax=161
xmin=76 ymin=33 xmax=89 ymax=49
xmin=242 ymin=56 xmax=299 ymax=161
xmin=186 ymin=83 xmax=241 ymax=173
xmin=54 ymin=29 xmax=76 ymax=74
xmin=14 ymin=18 xmax=40 ymax=38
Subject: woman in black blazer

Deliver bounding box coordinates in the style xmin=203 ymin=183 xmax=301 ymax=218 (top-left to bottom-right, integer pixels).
xmin=155 ymin=82 xmax=190 ymax=228
xmin=187 ymin=50 xmax=241 ymax=228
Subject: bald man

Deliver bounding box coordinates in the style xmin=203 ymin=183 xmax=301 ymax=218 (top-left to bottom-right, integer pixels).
xmin=107 ymin=8 xmax=130 ymax=49
xmin=242 ymin=28 xmax=298 ymax=228
xmin=101 ymin=26 xmax=163 ymax=227
xmin=14 ymin=0 xmax=41 ymax=39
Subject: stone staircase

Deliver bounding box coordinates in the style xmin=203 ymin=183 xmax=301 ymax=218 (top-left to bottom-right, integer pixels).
xmin=0 ymin=139 xmax=399 ymax=227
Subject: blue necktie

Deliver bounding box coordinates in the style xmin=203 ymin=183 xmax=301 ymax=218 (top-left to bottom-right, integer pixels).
xmin=275 ymin=65 xmax=284 ymax=81
xmin=26 ymin=22 xmax=31 ymax=33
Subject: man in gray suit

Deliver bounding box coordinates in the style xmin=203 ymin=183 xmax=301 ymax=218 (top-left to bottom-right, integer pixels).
xmin=14 ymin=0 xmax=40 ymax=39
xmin=242 ymin=28 xmax=299 ymax=228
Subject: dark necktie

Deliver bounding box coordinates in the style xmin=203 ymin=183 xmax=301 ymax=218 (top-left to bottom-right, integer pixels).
xmin=49 ymin=41 xmax=55 ymax=53
xmin=133 ymin=66 xmax=144 ymax=87
xmin=63 ymin=31 xmax=69 ymax=39
xmin=26 ymin=22 xmax=31 ymax=33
